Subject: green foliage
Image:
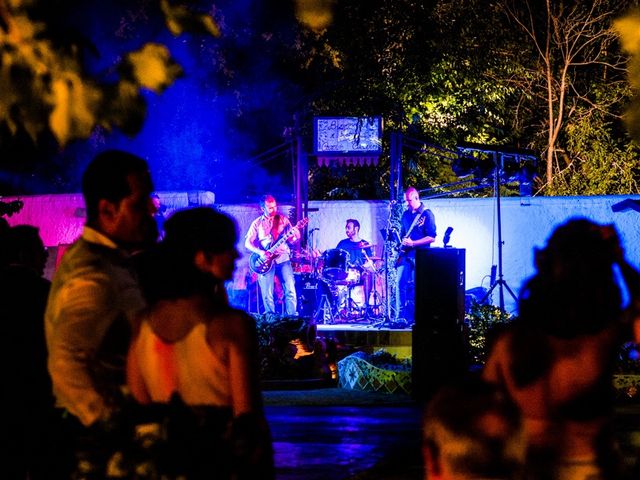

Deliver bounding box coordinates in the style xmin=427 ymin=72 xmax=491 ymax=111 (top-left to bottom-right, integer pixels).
xmin=301 ymin=0 xmax=640 ymax=197
xmin=3 ymin=0 xmax=639 ymax=197
xmin=549 ymin=111 xmax=640 ymax=195
xmin=0 ymin=0 xmax=218 ymax=146
xmin=302 ymin=0 xmax=542 ymax=198
xmin=464 ymin=303 xmax=513 ymax=366
xmin=254 ymin=313 xmax=332 ymax=381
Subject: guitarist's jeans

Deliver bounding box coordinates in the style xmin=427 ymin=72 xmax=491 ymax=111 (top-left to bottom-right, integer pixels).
xmin=257 ymin=260 xmax=298 ymax=315
xmin=395 ymin=258 xmax=415 ymax=323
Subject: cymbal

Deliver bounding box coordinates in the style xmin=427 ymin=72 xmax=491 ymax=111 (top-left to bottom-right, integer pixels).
xmin=368 ymin=256 xmax=382 ymax=261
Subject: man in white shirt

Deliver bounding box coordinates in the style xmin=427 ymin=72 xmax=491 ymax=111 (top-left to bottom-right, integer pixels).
xmin=45 ymin=150 xmax=157 ymax=428
xmin=245 ymin=194 xmax=300 ymax=315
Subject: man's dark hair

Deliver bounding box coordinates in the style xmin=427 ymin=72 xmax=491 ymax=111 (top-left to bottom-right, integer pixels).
xmin=423 ymin=376 xmax=525 ymax=479
xmin=346 ymin=219 xmax=360 ymax=230
xmin=259 ymin=194 xmax=276 ymax=208
xmin=2 ymin=225 xmax=47 ymax=274
xmin=82 ymin=150 xmax=150 ymax=224
xmin=138 ymin=207 xmax=238 ymax=304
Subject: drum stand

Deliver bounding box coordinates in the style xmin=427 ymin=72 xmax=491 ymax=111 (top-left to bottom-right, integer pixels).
xmin=365 ymin=271 xmax=384 ymax=320
xmin=370 ymin=225 xmax=404 ymax=329
xmin=341 ymin=282 xmax=366 ymax=322
xmin=314 ymin=291 xmax=335 ymax=324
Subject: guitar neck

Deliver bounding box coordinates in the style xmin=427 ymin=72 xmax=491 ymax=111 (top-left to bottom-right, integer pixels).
xmin=267 ymin=219 xmax=307 ymax=253
xmin=268 ymin=230 xmax=294 ymax=252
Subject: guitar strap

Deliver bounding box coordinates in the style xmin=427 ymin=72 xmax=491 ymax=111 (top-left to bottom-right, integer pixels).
xmin=269 ymin=214 xmax=281 ymax=248
xmin=404 ymin=209 xmax=424 ymax=240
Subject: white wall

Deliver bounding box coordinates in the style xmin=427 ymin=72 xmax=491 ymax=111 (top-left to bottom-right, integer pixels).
xmin=293 ymin=195 xmax=640 ymax=312
xmin=5 ymin=192 xmax=640 ymax=313
xmin=2 ymin=190 xmax=215 ymax=246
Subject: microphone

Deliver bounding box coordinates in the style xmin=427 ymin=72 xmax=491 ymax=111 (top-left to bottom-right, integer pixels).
xmin=443 ymin=226 xmax=453 ymax=247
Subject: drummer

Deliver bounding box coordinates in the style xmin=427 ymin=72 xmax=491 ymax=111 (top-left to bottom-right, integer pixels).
xmin=335 ymin=219 xmax=376 ymax=311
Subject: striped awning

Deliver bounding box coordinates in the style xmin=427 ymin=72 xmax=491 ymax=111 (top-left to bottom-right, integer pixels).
xmin=317 ymin=156 xmax=380 ymax=167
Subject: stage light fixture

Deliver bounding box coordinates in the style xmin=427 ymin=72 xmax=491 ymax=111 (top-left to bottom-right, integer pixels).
xmin=455 ymin=142 xmax=538 ymax=188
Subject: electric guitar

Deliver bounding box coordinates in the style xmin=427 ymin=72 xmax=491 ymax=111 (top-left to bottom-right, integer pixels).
xmin=395 ymin=213 xmax=425 ymax=266
xmin=249 ymin=217 xmax=309 ymax=275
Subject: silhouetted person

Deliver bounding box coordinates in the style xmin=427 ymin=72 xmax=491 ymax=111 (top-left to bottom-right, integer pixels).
xmin=44 ymin=150 xmax=157 ymax=476
xmin=0 ymin=215 xmax=9 ymax=238
xmin=0 ymin=225 xmax=53 ymax=479
xmin=423 ymin=376 xmax=526 ymax=480
xmin=483 ymin=218 xmax=640 ymax=479
xmin=128 ymin=207 xmax=274 ymax=479
xmin=152 ymin=192 xmax=167 ymax=239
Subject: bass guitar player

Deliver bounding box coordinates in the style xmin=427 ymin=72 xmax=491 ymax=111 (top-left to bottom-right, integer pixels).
xmin=395 ymin=186 xmax=437 ymax=324
xmin=245 ymin=194 xmax=302 ymax=316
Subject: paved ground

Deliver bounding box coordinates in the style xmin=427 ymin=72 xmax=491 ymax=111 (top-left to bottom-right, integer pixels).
xmin=264 ymin=389 xmax=640 ymax=480
xmin=266 ymin=404 xmax=422 ymax=480
xmin=265 ymin=389 xmax=420 ymax=480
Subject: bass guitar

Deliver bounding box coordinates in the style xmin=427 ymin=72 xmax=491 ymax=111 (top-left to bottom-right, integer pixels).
xmin=395 ymin=213 xmax=425 ymax=266
xmin=249 ymin=218 xmax=309 ymax=275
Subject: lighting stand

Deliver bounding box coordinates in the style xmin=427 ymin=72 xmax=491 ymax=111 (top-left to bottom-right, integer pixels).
xmin=480 ymin=152 xmax=517 ymax=311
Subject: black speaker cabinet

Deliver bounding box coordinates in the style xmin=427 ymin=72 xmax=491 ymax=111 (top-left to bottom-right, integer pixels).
xmin=412 ymin=248 xmax=468 ymax=402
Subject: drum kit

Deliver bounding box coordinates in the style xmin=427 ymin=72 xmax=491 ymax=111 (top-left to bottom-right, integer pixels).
xmin=293 ymin=245 xmax=385 ymax=323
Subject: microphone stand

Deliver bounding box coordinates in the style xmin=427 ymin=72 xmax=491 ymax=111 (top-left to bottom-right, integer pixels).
xmin=308 ymin=228 xmax=320 ymax=278
xmin=373 ymin=201 xmax=398 ymax=328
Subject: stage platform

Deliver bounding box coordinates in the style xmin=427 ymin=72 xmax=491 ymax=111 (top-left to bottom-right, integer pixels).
xmin=316 ymin=322 xmax=412 ymax=358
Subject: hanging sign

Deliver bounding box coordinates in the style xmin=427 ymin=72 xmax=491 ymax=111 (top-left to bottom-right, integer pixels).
xmin=314 ymin=116 xmax=382 ymax=166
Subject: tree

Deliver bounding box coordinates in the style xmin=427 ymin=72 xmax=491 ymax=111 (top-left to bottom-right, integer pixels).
xmin=298 ymin=0 xmax=511 ymax=198
xmin=296 ymin=0 xmax=640 ymax=197
xmin=0 ymin=0 xmax=218 ymax=146
xmin=499 ymin=0 xmax=638 ymax=193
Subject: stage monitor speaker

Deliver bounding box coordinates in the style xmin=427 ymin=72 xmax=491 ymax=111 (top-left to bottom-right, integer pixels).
xmin=412 ymin=248 xmax=468 ymax=402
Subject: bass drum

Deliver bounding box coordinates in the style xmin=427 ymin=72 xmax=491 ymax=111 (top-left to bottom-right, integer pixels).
xmin=295 ymin=274 xmax=334 ymax=318
xmin=322 ymin=248 xmax=349 ymax=281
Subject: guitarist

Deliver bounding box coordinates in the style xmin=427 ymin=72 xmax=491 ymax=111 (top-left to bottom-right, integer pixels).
xmin=244 ymin=194 xmax=301 ymax=316
xmin=396 ymin=187 xmax=437 ymax=324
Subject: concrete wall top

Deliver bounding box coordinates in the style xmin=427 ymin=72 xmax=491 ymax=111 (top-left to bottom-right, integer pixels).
xmin=1 ymin=190 xmax=214 ymax=246
xmin=3 ymin=192 xmax=640 ymax=314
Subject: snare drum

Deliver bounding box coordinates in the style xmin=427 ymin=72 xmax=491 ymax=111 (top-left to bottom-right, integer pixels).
xmin=333 ymin=266 xmax=361 ymax=285
xmin=322 ymin=249 xmax=349 ymax=281
xmin=345 ymin=266 xmax=361 ymax=284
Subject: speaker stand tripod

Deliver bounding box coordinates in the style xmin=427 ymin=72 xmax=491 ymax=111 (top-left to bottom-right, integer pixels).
xmin=480 ymin=152 xmax=517 ymax=311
